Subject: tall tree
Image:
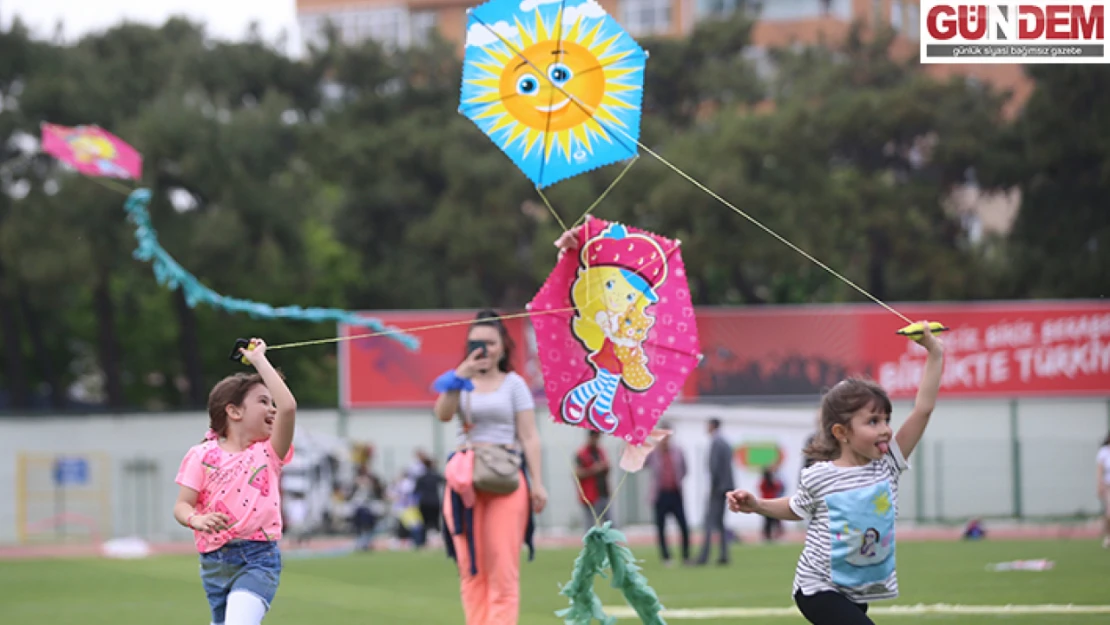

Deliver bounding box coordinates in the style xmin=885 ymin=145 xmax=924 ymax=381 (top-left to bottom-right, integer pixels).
xmin=981 ymin=65 xmax=1110 ymax=298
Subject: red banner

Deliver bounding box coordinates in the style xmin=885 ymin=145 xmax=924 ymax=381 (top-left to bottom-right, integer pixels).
xmin=860 ymin=302 xmax=1110 ymax=399
xmin=341 ymin=301 xmax=1110 ymax=407
xmin=695 ymin=301 xmax=1110 ymax=400
xmin=339 ymin=310 xmax=540 ymax=409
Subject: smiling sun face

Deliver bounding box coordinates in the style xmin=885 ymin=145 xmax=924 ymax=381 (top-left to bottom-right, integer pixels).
xmin=460 ymin=5 xmax=644 ymax=174
xmin=500 ymin=39 xmax=605 ymax=132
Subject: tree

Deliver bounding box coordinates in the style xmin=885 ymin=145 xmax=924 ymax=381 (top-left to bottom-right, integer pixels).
xmin=981 ymin=65 xmax=1110 ymax=298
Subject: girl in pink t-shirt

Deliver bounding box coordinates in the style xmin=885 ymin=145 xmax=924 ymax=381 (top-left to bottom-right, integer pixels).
xmin=173 ymin=338 xmax=297 ymax=625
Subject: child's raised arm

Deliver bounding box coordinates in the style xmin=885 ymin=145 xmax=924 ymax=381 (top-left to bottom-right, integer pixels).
xmin=241 ymin=338 xmax=297 ymax=459
xmin=894 ymin=322 xmax=945 ymax=460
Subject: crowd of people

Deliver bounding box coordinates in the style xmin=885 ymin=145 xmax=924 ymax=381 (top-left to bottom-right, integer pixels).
xmin=280 ymin=444 xmax=447 ymax=552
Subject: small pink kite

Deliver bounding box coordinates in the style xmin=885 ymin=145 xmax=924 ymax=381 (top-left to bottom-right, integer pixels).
xmin=527 ymin=216 xmax=702 ymax=470
xmin=41 ymin=122 xmax=143 ymax=180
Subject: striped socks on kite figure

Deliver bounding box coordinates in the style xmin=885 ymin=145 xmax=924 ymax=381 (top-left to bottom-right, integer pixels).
xmin=562 ymin=369 xmax=622 ymax=433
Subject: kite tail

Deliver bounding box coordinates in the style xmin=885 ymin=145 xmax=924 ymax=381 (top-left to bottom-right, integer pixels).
xmin=606 ymin=532 xmax=667 ymax=625
xmin=555 ymin=522 xmax=666 ymax=625
xmin=556 ymin=524 xmax=617 ymax=625
xmin=121 ymin=188 xmax=420 ymax=350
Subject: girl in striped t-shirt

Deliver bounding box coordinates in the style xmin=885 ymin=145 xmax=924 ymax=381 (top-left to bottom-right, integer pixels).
xmin=727 ymin=322 xmax=944 ymax=625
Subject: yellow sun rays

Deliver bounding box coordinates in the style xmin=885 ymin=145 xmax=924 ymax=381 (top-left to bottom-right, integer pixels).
xmin=462 ymin=5 xmax=641 ymax=164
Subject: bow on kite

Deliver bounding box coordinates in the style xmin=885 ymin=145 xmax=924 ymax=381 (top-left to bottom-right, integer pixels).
xmin=459 ymin=0 xmax=646 ymax=188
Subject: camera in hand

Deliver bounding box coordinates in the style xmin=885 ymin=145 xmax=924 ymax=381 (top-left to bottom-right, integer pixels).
xmin=467 ymin=339 xmax=489 ymax=374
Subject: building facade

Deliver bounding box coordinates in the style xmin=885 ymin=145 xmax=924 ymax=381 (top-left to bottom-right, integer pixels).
xmin=295 ymin=0 xmax=1029 ymax=114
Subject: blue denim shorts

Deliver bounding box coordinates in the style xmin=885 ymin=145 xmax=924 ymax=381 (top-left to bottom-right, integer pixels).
xmin=199 ymin=539 xmax=282 ymax=624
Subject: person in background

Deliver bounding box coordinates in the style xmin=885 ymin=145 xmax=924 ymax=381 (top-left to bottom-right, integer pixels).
xmin=802 ymin=411 xmax=821 ymax=473
xmin=645 ymin=422 xmax=690 ymax=566
xmin=697 ymin=417 xmax=735 ymax=565
xmin=414 ymin=456 xmax=445 ymax=547
xmin=351 ymin=465 xmax=384 ymax=552
xmin=1097 ymin=431 xmax=1110 ymax=549
xmin=758 ymin=468 xmax=785 ymax=542
xmin=574 ymin=430 xmax=613 ymax=529
xmin=433 ymin=309 xmax=548 ymax=625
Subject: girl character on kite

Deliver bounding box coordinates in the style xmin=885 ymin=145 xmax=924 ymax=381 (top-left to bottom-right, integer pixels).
xmin=557 ymin=222 xmax=668 ymax=434
xmin=64 ymin=128 xmax=130 ymax=178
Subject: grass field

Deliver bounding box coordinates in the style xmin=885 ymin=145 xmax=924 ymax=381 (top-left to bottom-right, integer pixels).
xmin=2 ymin=538 xmax=1108 ymax=624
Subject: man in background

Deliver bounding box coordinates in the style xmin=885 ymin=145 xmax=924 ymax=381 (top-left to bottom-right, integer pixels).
xmin=646 ymin=422 xmax=691 ymax=566
xmin=697 ymin=417 xmax=734 ymax=565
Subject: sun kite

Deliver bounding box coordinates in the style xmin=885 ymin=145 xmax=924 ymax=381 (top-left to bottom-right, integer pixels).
xmin=460 ymin=4 xmax=644 ymax=173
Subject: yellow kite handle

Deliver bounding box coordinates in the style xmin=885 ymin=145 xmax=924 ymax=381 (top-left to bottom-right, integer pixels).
xmin=229 ymin=338 xmax=257 ymax=366
xmin=896 ymin=321 xmax=949 ymax=342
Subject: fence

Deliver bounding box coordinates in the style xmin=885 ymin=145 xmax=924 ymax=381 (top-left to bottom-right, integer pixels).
xmin=1 ymin=396 xmax=1107 ymax=545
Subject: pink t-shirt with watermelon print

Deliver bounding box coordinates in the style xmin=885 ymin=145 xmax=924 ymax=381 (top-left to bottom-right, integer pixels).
xmin=175 ymin=438 xmax=294 ymax=554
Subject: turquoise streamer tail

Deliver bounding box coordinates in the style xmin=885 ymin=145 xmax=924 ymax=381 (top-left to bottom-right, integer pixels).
xmin=123 ymin=188 xmax=420 ymax=350
xmin=556 ymin=522 xmax=667 ymax=624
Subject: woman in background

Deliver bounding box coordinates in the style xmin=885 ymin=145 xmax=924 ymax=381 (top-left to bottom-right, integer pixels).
xmin=432 ymin=309 xmax=548 ymax=625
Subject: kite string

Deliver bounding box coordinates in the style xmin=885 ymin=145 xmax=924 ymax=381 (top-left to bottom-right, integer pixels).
xmin=268 ymin=233 xmax=672 ymax=351
xmin=573 ymin=466 xmax=630 ymax=528
xmin=90 ymin=176 xmax=136 ymax=196
xmin=572 ymin=155 xmax=639 ymax=230
xmin=469 ymin=15 xmax=914 ymax=326
xmin=266 ymin=305 xmax=573 ymax=351
xmin=72 ymin=172 xmax=666 ymax=352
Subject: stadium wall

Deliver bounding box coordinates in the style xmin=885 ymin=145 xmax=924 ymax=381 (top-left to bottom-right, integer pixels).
xmin=1 ymin=397 xmax=1106 ymax=545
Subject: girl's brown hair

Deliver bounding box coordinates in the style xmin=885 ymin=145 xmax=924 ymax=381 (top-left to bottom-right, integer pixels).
xmin=206 ymin=372 xmax=266 ymax=439
xmin=803 ymin=378 xmax=893 ymax=462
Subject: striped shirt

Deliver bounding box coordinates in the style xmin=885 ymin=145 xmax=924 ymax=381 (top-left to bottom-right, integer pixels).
xmin=789 ymin=440 xmax=909 ymax=603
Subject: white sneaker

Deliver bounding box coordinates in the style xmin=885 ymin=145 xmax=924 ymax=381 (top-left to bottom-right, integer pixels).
xmin=1102 ymin=537 xmax=1109 ymax=549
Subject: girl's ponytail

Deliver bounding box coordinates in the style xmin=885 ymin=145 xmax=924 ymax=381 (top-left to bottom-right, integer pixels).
xmin=802 ymin=430 xmax=841 ymax=462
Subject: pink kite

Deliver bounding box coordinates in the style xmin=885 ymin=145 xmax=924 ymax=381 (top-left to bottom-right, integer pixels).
xmin=41 ymin=123 xmax=143 ymax=180
xmin=527 ymin=216 xmax=701 ymax=469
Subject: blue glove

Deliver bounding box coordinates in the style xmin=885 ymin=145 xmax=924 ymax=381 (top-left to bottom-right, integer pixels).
xmin=432 ymin=369 xmax=475 ymax=394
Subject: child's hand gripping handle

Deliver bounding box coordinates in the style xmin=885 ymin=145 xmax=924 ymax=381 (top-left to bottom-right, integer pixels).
xmin=228 ymin=338 xmax=254 ymax=365
xmin=896 ymin=321 xmax=949 ymax=342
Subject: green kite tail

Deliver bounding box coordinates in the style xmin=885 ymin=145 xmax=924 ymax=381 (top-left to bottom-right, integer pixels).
xmin=555 ymin=521 xmax=666 ymax=625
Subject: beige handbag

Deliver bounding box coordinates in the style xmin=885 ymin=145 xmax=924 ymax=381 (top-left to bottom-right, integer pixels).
xmin=460 ymin=391 xmax=521 ymax=495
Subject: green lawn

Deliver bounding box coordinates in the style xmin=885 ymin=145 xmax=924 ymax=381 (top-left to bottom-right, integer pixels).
xmin=1 ymin=539 xmax=1107 ymax=624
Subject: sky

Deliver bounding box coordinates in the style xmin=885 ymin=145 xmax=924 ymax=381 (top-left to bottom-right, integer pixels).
xmin=1 ymin=0 xmax=302 ymax=53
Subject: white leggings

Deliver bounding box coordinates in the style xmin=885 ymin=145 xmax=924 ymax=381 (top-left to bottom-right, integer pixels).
xmin=213 ymin=590 xmax=268 ymax=625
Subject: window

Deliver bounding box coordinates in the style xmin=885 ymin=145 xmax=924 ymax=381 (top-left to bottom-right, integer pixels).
xmin=298 ymin=7 xmax=410 ymax=50
xmin=889 ymin=1 xmax=921 ymax=39
xmin=903 ymin=2 xmax=920 ymax=40
xmin=698 ymin=0 xmax=741 ymax=20
xmin=353 ymin=8 xmax=407 ymax=49
xmin=622 ymin=0 xmax=672 ymax=36
xmin=411 ymin=10 xmax=438 ymax=47
xmin=298 ymin=14 xmax=329 ymax=49
xmin=756 ymin=0 xmax=851 ymax=21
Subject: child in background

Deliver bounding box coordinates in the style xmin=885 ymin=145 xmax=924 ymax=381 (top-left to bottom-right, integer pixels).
xmin=758 ymin=468 xmax=785 ymax=542
xmin=726 ymin=323 xmax=944 ymax=625
xmin=173 ymin=338 xmax=297 ymax=625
